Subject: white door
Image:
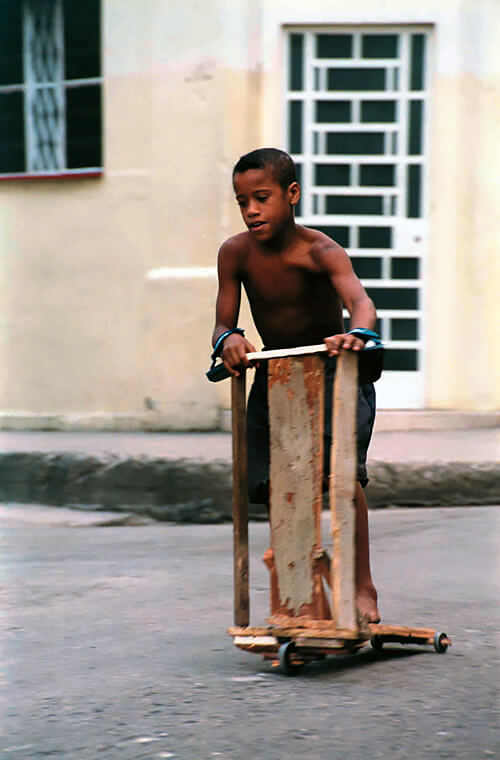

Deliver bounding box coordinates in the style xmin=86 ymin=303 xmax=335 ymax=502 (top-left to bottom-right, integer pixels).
xmin=286 ymin=27 xmax=431 ymax=408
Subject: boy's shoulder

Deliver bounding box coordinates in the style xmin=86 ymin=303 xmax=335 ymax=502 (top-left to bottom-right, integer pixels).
xmin=217 ymin=232 xmax=250 ymax=267
xmin=218 ymin=231 xmax=250 ymax=257
xmin=298 ymin=225 xmax=347 ymax=259
xmin=216 ymin=232 xmax=251 ymax=278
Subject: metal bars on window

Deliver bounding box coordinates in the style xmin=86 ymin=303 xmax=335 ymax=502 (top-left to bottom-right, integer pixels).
xmin=24 ymin=0 xmax=65 ymax=171
xmin=286 ymin=28 xmax=430 ymax=375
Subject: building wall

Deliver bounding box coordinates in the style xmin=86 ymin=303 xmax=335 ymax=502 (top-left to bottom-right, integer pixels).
xmin=0 ymin=0 xmax=498 ymax=430
xmin=256 ymin=0 xmax=500 ymax=412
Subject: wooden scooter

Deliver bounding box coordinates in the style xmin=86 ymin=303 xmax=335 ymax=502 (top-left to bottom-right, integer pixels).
xmin=222 ymin=345 xmax=450 ymax=675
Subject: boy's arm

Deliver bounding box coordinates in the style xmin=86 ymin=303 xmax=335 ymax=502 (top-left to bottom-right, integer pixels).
xmin=311 ymin=238 xmax=377 ymax=356
xmin=212 ymin=239 xmax=256 ymax=376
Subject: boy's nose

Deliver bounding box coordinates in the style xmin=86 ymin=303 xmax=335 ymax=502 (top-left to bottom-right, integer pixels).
xmin=247 ymin=201 xmax=259 ymax=216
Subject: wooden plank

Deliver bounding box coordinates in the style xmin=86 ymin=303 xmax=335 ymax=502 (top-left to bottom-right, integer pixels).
xmin=368 ymin=624 xmax=445 ymax=643
xmin=267 ymin=356 xmax=325 ymax=618
xmin=231 ymin=373 xmax=249 ymax=626
xmin=295 ymin=637 xmax=365 ymax=650
xmin=266 ymin=615 xmax=361 ymax=634
xmin=369 ymin=624 xmax=450 ymax=646
xmin=229 ymin=624 xmax=368 ymax=640
xmin=233 ymin=635 xmax=279 ymax=646
xmin=329 ymin=350 xmax=359 ymax=632
xmin=229 ymin=626 xmax=272 ymax=636
xmin=248 ymin=344 xmax=327 ymax=362
xmin=247 ymin=338 xmax=378 ymax=362
xmin=229 ymin=624 xmax=449 ymax=648
xmin=230 ymin=624 xmax=443 ymax=641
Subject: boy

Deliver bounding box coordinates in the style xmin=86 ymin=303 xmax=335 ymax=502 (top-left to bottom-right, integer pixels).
xmin=211 ymin=147 xmax=380 ymax=624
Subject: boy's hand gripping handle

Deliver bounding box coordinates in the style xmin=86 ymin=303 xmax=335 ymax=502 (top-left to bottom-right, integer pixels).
xmin=206 ymin=339 xmax=384 ymax=384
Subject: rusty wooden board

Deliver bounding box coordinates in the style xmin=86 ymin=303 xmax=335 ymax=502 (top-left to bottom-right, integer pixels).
xmin=231 ymin=374 xmax=249 ymax=626
xmin=329 ymin=350 xmax=358 ymax=632
xmin=267 ymin=356 xmax=326 ymax=619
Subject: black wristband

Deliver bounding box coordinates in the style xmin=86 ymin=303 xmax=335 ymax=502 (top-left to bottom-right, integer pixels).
xmin=211 ymin=328 xmax=245 ymax=362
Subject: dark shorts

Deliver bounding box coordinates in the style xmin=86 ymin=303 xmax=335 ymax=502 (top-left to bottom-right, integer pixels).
xmin=247 ymin=356 xmax=376 ymax=504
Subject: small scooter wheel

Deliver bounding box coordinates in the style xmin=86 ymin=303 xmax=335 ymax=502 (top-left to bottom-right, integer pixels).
xmin=433 ymin=632 xmax=448 ymax=653
xmin=370 ymin=634 xmax=384 ymax=651
xmin=278 ymin=641 xmax=304 ymax=675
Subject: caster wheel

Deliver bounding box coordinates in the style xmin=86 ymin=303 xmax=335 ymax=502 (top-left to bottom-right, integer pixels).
xmin=278 ymin=641 xmax=304 ymax=675
xmin=370 ymin=635 xmax=384 ymax=651
xmin=433 ymin=632 xmax=448 ymax=653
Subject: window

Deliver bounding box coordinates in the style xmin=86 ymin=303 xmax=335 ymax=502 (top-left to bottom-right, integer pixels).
xmin=0 ymin=0 xmax=102 ymax=178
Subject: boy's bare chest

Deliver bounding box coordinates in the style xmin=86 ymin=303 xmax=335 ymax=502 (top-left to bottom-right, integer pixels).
xmin=243 ymin=253 xmax=320 ymax=305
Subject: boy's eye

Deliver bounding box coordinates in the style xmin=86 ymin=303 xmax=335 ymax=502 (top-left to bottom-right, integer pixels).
xmin=256 ymin=195 xmax=269 ymax=202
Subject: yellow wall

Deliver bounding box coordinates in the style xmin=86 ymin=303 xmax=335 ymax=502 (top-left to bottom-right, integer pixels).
xmin=0 ymin=0 xmax=498 ymax=430
xmin=427 ymin=4 xmax=500 ymax=410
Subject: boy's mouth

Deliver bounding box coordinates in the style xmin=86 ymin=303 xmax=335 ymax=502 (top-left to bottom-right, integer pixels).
xmin=249 ymin=221 xmax=266 ymax=229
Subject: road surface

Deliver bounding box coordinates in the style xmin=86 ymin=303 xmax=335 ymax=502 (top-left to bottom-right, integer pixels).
xmin=1 ymin=504 xmax=498 ymax=759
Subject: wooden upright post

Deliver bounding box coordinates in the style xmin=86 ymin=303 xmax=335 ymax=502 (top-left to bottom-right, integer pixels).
xmin=231 ymin=373 xmax=249 ymax=626
xmin=329 ymin=350 xmax=358 ymax=632
xmin=267 ymin=356 xmax=325 ymax=619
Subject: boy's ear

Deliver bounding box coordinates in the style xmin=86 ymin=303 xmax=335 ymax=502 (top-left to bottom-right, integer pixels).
xmin=287 ymin=181 xmax=301 ymax=207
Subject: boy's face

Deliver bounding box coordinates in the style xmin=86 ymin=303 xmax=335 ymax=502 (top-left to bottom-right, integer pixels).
xmin=233 ymin=168 xmax=300 ymax=242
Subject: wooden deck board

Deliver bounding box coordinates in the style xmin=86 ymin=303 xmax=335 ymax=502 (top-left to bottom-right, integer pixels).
xmin=229 ymin=623 xmax=446 ymax=644
xmin=228 ymin=624 xmax=369 ymax=641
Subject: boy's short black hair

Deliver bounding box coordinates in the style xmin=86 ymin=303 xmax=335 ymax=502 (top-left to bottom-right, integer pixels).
xmin=233 ymin=148 xmax=297 ymax=190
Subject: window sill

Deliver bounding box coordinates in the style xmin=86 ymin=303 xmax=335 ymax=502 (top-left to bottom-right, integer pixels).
xmin=0 ymin=168 xmax=103 ymax=181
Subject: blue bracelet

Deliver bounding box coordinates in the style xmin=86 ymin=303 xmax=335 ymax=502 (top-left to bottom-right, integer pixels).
xmin=347 ymin=328 xmax=380 ymax=341
xmin=211 ymin=328 xmax=245 ymax=361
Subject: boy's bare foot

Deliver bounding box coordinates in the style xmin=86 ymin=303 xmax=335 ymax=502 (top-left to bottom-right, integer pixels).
xmin=356 ymin=585 xmax=381 ymax=624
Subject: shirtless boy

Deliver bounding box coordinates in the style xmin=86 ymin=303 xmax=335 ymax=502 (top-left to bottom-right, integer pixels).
xmin=212 ymin=147 xmax=380 ymax=623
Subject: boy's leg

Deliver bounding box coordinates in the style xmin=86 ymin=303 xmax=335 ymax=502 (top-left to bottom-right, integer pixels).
xmin=352 ymin=382 xmax=379 ymax=622
xmin=246 ymin=363 xmax=270 ymax=505
xmin=354 ymin=482 xmax=380 ymax=623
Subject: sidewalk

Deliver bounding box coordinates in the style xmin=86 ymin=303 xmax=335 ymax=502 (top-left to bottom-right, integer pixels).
xmin=0 ymin=423 xmax=498 ymax=522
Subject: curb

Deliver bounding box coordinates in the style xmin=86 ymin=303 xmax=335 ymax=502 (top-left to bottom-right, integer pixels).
xmin=0 ymin=452 xmax=498 ymax=523
xmin=365 ymin=461 xmax=500 ymax=508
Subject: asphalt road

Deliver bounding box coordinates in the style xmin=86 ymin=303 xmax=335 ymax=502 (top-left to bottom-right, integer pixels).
xmin=1 ymin=504 xmax=499 ymax=760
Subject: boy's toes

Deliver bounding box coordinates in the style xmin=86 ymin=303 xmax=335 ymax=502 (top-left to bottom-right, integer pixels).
xmin=358 ymin=610 xmax=381 ymax=626
xmin=356 ymin=589 xmax=380 ymax=625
